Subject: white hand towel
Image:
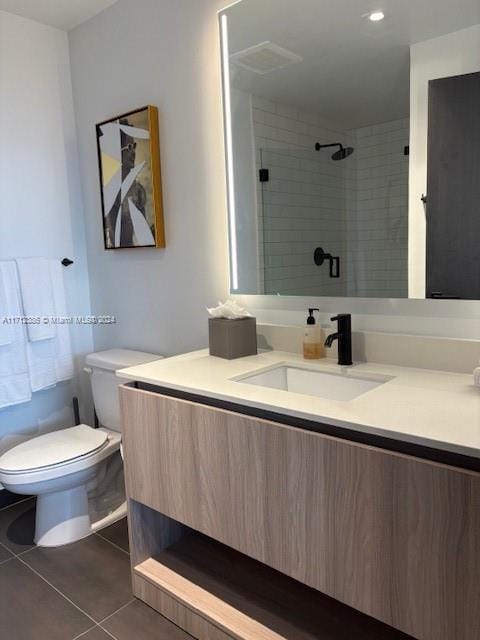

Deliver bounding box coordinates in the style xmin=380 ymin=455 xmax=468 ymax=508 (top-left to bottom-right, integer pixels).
xmin=0 ymin=267 xmax=13 ymax=346
xmin=0 ymin=262 xmax=31 ymax=409
xmin=25 ymin=339 xmax=58 ymax=392
xmin=25 ymin=261 xmax=74 ymax=392
xmin=15 ymin=258 xmax=56 ymax=341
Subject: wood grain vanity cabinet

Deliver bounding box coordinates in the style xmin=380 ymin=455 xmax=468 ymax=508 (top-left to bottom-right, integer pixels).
xmin=120 ymin=383 xmax=480 ymax=640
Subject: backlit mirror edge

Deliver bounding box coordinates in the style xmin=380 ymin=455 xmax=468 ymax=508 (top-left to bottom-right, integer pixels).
xmin=220 ymin=10 xmax=239 ymax=292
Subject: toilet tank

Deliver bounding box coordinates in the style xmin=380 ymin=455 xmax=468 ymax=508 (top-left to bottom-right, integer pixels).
xmin=85 ymin=349 xmax=162 ymax=431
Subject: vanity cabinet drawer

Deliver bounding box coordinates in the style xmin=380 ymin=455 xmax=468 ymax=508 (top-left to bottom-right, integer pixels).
xmin=120 ymin=384 xmax=480 ymax=640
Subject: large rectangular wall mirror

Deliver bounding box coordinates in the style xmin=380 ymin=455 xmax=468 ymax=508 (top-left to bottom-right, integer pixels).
xmin=219 ymin=0 xmax=480 ymax=299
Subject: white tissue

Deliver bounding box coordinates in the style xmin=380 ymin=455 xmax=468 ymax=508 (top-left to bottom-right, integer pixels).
xmin=207 ymin=300 xmax=252 ymax=320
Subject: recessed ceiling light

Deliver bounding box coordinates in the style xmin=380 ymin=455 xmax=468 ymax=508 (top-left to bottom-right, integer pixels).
xmin=369 ymin=10 xmax=385 ymax=22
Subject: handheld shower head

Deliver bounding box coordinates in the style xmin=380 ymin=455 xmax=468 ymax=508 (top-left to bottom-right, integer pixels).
xmin=315 ymin=142 xmax=354 ymax=161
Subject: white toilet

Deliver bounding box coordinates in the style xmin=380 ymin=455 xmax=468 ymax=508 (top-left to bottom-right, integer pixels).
xmin=0 ymin=349 xmax=160 ymax=547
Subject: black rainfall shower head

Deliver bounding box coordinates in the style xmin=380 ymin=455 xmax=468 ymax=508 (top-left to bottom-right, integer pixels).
xmin=315 ymin=142 xmax=354 ymax=161
xmin=332 ymin=146 xmax=354 ymax=161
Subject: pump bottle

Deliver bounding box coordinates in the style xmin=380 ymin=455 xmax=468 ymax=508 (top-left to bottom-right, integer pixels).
xmin=303 ymin=308 xmax=324 ymax=360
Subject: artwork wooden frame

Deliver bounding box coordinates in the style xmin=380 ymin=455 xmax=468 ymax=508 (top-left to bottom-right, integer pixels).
xmin=96 ymin=105 xmax=165 ymax=249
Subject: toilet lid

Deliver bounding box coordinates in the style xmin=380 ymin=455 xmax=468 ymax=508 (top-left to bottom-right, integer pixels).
xmin=0 ymin=425 xmax=108 ymax=473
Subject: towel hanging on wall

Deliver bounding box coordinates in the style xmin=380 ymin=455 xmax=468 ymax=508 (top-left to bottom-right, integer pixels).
xmin=23 ymin=260 xmax=73 ymax=392
xmin=0 ymin=269 xmax=13 ymax=347
xmin=15 ymin=257 xmax=57 ymax=342
xmin=0 ymin=258 xmax=74 ymax=406
xmin=0 ymin=262 xmax=31 ymax=408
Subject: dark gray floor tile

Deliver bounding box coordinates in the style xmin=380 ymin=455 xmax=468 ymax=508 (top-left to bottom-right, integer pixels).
xmin=0 ymin=497 xmax=35 ymax=553
xmin=0 ymin=543 xmax=13 ymax=564
xmin=97 ymin=518 xmax=129 ymax=553
xmin=75 ymin=626 xmax=112 ymax=640
xmin=0 ymin=558 xmax=92 ymax=640
xmin=102 ymin=599 xmax=193 ymax=640
xmin=22 ymin=534 xmax=132 ymax=622
xmin=0 ymin=490 xmax=31 ymax=510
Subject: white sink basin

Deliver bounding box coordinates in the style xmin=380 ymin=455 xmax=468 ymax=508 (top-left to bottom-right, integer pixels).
xmin=233 ymin=363 xmax=393 ymax=402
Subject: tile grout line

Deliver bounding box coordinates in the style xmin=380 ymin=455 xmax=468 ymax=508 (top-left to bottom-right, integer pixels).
xmin=71 ymin=624 xmax=99 ymax=640
xmin=14 ymin=546 xmax=36 ymax=559
xmin=17 ymin=551 xmax=135 ymax=640
xmin=95 ymin=531 xmax=130 ymax=557
xmin=0 ymin=556 xmax=17 ymax=568
xmin=97 ymin=597 xmax=196 ymax=640
xmin=97 ymin=598 xmax=137 ymax=639
xmin=1 ymin=501 xmax=132 ymax=639
xmin=97 ymin=626 xmax=118 ymax=640
xmin=0 ymin=496 xmax=34 ymax=513
xmin=2 ymin=537 xmax=194 ymax=639
xmin=66 ymin=598 xmax=139 ymax=640
xmin=16 ymin=555 xmax=99 ymax=627
xmin=15 ymin=552 xmax=135 ymax=640
xmin=98 ymin=598 xmax=136 ymax=626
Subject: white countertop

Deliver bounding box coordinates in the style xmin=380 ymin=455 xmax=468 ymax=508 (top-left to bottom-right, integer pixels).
xmin=118 ymin=350 xmax=480 ymax=460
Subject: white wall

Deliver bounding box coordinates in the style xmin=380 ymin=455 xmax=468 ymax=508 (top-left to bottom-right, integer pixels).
xmin=69 ymin=0 xmax=229 ymax=357
xmin=0 ymin=11 xmax=94 ymax=453
xmin=348 ymin=118 xmax=409 ymax=298
xmin=409 ymin=24 xmax=480 ymax=297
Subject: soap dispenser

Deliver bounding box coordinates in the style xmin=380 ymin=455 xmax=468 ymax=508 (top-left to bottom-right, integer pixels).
xmin=303 ymin=308 xmax=324 ymax=360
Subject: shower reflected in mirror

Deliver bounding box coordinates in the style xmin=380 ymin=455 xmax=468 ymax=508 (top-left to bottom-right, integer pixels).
xmin=220 ymin=0 xmax=480 ymax=300
xmin=315 ymin=142 xmax=355 ymax=161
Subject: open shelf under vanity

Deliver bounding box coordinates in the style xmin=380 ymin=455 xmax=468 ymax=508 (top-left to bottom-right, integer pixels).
xmin=132 ymin=520 xmax=412 ymax=640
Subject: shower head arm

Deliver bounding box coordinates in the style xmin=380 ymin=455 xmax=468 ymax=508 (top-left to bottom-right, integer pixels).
xmin=315 ymin=142 xmax=344 ymax=152
xmin=315 ymin=141 xmax=354 ymax=161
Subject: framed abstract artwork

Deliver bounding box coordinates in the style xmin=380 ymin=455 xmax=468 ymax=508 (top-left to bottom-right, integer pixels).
xmin=96 ymin=105 xmax=165 ymax=249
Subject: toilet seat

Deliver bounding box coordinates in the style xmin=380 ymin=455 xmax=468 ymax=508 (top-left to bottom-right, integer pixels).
xmin=0 ymin=425 xmax=108 ymax=475
xmin=0 ymin=427 xmax=120 ymax=489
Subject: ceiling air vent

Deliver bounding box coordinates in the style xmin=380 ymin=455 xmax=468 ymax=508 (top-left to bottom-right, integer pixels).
xmin=230 ymin=41 xmax=303 ymax=75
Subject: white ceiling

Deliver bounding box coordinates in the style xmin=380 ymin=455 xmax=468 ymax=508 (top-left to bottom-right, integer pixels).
xmin=0 ymin=0 xmax=119 ymax=30
xmin=226 ymin=0 xmax=480 ymax=129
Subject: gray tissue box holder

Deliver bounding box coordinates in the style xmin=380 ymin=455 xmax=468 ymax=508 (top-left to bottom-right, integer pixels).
xmin=208 ymin=317 xmax=258 ymax=360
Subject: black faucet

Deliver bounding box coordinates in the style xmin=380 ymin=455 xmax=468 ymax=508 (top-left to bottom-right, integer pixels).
xmin=324 ymin=314 xmax=353 ymax=365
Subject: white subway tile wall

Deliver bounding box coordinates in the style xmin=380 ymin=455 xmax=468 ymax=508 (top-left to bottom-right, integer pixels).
xmin=346 ymin=119 xmax=409 ymax=297
xmin=252 ymin=95 xmax=349 ymax=296
xmin=251 ymin=95 xmax=409 ymax=297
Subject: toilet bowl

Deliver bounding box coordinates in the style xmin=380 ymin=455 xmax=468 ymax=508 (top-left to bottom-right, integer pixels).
xmin=0 ymin=426 xmax=121 ymax=546
xmin=0 ymin=349 xmax=161 ymax=547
